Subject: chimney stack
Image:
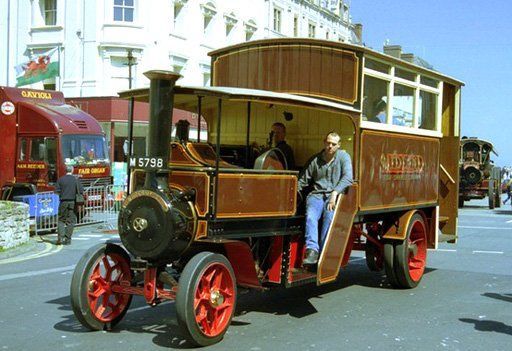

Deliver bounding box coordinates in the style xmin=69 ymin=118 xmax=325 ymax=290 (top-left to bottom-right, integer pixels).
xmin=353 ymin=23 xmax=363 ymax=43
xmin=383 ymin=45 xmax=402 ymax=58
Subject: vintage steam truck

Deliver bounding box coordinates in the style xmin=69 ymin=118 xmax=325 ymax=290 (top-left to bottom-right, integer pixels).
xmin=458 ymin=137 xmax=501 ymax=208
xmin=71 ymin=39 xmax=463 ymax=346
xmin=0 ymin=87 xmax=111 ymax=200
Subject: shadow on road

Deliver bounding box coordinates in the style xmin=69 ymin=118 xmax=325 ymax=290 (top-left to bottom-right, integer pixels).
xmin=459 ymin=318 xmax=512 ymax=336
xmin=482 ymin=292 xmax=512 ymax=303
xmin=493 ymin=209 xmax=512 ymax=216
xmin=47 ymin=260 xmax=436 ymax=349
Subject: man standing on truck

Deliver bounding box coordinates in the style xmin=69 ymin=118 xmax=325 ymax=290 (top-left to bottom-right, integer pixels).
xmin=55 ymin=166 xmax=83 ymax=245
xmin=298 ymin=132 xmax=353 ymax=265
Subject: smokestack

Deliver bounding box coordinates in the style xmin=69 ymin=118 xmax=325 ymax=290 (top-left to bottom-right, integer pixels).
xmin=401 ymin=53 xmax=415 ymax=63
xmin=383 ymin=45 xmax=402 ymax=58
xmin=143 ymin=70 xmax=182 ymax=189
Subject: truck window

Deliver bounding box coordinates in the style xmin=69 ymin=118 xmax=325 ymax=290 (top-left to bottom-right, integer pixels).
xmin=18 ymin=138 xmax=27 ymax=161
xmin=30 ymin=138 xmax=46 ymax=161
xmin=61 ymin=134 xmax=109 ymax=166
xmin=45 ymin=138 xmax=58 ymax=182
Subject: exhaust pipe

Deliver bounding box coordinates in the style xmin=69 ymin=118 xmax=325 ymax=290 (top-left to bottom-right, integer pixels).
xmin=143 ymin=70 xmax=182 ymax=190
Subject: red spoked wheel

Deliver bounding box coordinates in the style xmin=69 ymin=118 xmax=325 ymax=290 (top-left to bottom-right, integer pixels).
xmin=176 ymin=252 xmax=237 ymax=346
xmin=71 ymin=243 xmax=133 ymax=330
xmin=394 ymin=213 xmax=428 ymax=288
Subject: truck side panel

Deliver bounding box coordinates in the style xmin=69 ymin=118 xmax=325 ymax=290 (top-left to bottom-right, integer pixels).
xmin=0 ymin=91 xmax=17 ymax=195
xmin=358 ymin=130 xmax=440 ymax=212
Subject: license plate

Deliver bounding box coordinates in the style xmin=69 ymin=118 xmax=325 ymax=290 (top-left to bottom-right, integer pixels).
xmin=129 ymin=157 xmax=165 ymax=170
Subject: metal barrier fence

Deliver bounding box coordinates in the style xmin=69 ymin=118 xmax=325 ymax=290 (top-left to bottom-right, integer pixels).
xmin=103 ymin=184 xmax=127 ymax=229
xmin=33 ymin=185 xmax=127 ymax=234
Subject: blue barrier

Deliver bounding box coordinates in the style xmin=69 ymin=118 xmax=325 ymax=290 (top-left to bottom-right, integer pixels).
xmin=13 ymin=193 xmax=60 ymax=217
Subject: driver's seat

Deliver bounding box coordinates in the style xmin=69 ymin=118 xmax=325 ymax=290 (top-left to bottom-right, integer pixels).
xmin=253 ymin=148 xmax=287 ymax=170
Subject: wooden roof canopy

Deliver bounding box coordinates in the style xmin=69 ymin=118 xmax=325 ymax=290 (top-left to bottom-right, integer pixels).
xmin=208 ymin=38 xmax=465 ymax=87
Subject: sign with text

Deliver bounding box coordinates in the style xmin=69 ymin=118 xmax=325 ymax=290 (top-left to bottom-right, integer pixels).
xmin=129 ymin=157 xmax=165 ymax=170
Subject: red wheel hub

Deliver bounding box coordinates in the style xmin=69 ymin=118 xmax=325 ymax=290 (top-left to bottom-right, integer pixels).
xmin=87 ymin=253 xmax=132 ymax=322
xmin=407 ymin=220 xmax=427 ymax=282
xmin=194 ymin=263 xmax=235 ymax=337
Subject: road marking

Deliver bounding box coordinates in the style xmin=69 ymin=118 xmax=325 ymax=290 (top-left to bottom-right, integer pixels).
xmin=431 ymin=249 xmax=457 ymax=252
xmin=0 ymin=264 xmax=75 ymax=282
xmin=77 ymin=234 xmax=103 ymax=238
xmin=506 ymin=220 xmax=512 ymax=223
xmin=472 ymin=250 xmax=504 ymax=254
xmin=0 ymin=242 xmax=61 ymax=265
xmin=72 ymin=238 xmax=91 ymax=241
xmin=459 ymin=225 xmax=512 ymax=230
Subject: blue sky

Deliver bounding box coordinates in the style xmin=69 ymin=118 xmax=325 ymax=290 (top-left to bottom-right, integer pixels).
xmin=351 ymin=0 xmax=512 ymax=166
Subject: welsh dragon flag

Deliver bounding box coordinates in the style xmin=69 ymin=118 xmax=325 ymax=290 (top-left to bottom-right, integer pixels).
xmin=15 ymin=47 xmax=60 ymax=87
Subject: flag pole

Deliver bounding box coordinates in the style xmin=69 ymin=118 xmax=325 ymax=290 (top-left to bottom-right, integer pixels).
xmin=58 ymin=45 xmax=62 ymax=91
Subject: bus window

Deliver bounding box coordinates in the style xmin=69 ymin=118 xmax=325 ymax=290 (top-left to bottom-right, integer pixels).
xmin=395 ymin=68 xmax=416 ymax=82
xmin=419 ymin=90 xmax=437 ymax=131
xmin=420 ymin=76 xmax=439 ymax=88
xmin=364 ymin=59 xmax=390 ymax=74
xmin=392 ymin=84 xmax=414 ymax=127
xmin=363 ymin=75 xmax=388 ymax=123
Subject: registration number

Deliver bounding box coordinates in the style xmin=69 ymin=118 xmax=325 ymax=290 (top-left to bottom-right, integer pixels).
xmin=129 ymin=157 xmax=165 ymax=170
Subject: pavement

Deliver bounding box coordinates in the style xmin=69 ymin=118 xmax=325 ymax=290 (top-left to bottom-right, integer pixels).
xmin=0 ymin=223 xmax=119 ymax=262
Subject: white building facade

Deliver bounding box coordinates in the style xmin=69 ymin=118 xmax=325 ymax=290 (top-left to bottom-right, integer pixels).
xmin=1 ymin=0 xmax=360 ymax=96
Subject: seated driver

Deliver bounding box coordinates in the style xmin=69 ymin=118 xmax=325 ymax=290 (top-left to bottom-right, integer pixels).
xmin=271 ymin=122 xmax=295 ymax=169
xmin=297 ymin=132 xmax=353 ymax=265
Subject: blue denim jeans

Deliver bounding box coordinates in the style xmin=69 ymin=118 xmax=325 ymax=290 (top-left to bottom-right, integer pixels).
xmin=305 ymin=194 xmax=335 ymax=252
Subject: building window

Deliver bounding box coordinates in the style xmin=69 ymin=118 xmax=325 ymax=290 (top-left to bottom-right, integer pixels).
xmin=114 ymin=0 xmax=134 ymax=22
xmin=308 ymin=23 xmax=316 ymax=38
xmin=201 ymin=2 xmax=217 ymax=32
xmin=293 ymin=15 xmax=298 ymax=37
xmin=173 ymin=0 xmax=187 ymax=27
xmin=170 ymin=55 xmax=188 ymax=74
xmin=244 ymin=19 xmax=257 ymax=41
xmin=273 ymin=8 xmax=282 ymax=32
xmin=41 ymin=0 xmax=57 ymax=26
xmin=224 ymin=12 xmax=238 ymax=36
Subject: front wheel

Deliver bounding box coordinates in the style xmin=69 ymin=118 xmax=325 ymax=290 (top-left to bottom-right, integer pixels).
xmin=70 ymin=243 xmax=133 ymax=331
xmin=176 ymin=252 xmax=237 ymax=346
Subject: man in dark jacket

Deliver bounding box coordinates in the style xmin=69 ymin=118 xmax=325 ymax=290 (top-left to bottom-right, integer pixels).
xmin=271 ymin=122 xmax=295 ymax=170
xmin=55 ymin=166 xmax=83 ymax=245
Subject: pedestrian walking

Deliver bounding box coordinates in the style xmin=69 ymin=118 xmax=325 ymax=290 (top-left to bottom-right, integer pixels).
xmin=55 ymin=165 xmax=84 ymax=245
xmin=503 ymin=178 xmax=512 ymax=205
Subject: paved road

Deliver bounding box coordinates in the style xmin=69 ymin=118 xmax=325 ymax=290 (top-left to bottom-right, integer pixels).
xmin=0 ymin=199 xmax=511 ymax=351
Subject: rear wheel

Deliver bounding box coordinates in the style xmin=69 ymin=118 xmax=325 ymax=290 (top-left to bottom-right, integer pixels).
xmin=365 ymin=242 xmax=383 ymax=272
xmin=384 ymin=241 xmax=399 ymax=287
xmin=176 ymin=252 xmax=237 ymax=346
xmin=394 ymin=213 xmax=428 ymax=289
xmin=70 ymin=243 xmax=133 ymax=330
